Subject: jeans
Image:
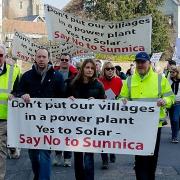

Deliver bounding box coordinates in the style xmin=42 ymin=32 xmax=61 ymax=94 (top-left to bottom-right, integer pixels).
xmin=55 ymin=150 xmax=72 ymax=159
xmin=135 ymin=128 xmax=161 ymax=180
xmin=101 ymin=153 xmax=115 ymax=163
xmin=169 ymin=104 xmax=180 ymax=139
xmin=28 ymin=149 xmax=51 ymax=180
xmin=74 ymin=152 xmax=94 ymax=180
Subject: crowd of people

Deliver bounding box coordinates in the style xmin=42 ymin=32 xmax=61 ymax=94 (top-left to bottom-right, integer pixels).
xmin=0 ymin=43 xmax=179 ymax=180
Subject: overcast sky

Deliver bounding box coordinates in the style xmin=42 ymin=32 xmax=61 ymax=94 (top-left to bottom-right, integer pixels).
xmin=43 ymin=0 xmax=71 ymax=9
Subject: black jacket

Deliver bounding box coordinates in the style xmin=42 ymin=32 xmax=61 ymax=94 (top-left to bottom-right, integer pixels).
xmin=17 ymin=65 xmax=65 ymax=98
xmin=69 ymin=79 xmax=105 ymax=99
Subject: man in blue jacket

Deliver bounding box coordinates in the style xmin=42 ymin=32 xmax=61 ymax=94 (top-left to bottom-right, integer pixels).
xmin=17 ymin=48 xmax=65 ymax=180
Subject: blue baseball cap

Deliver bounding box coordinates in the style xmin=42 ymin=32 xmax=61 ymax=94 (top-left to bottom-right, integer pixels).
xmin=135 ymin=52 xmax=150 ymax=61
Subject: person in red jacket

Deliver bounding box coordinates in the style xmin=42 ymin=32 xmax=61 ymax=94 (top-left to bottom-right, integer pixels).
xmin=53 ymin=53 xmax=78 ymax=167
xmin=98 ymin=61 xmax=123 ymax=169
xmin=54 ymin=53 xmax=78 ymax=82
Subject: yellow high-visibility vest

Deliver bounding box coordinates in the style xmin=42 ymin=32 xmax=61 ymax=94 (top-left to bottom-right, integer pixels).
xmin=0 ymin=64 xmax=20 ymax=120
xmin=119 ymin=67 xmax=175 ymax=127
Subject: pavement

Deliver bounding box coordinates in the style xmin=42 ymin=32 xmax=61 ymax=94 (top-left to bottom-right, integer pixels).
xmin=5 ymin=126 xmax=180 ymax=180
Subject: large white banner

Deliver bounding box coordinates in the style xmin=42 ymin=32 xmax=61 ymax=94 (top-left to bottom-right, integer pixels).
xmin=8 ymin=98 xmax=159 ymax=155
xmin=12 ymin=31 xmax=91 ymax=63
xmin=45 ymin=5 xmax=152 ymax=55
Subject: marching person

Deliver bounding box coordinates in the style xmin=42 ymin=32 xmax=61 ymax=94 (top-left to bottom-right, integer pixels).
xmin=0 ymin=44 xmax=21 ymax=180
xmin=115 ymin=65 xmax=127 ymax=80
xmin=163 ymin=59 xmax=176 ymax=79
xmin=119 ymin=52 xmax=174 ymax=180
xmin=53 ymin=53 xmax=78 ymax=167
xmin=5 ymin=54 xmax=22 ymax=159
xmin=68 ymin=59 xmax=105 ymax=180
xmin=95 ymin=59 xmax=102 ymax=77
xmin=16 ymin=48 xmax=65 ymax=180
xmin=126 ymin=63 xmax=135 ymax=76
xmin=168 ymin=65 xmax=180 ymax=143
xmin=54 ymin=53 xmax=78 ymax=84
xmin=99 ymin=61 xmax=123 ymax=169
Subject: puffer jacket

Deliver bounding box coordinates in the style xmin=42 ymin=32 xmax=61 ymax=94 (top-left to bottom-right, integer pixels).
xmin=17 ymin=65 xmax=65 ymax=98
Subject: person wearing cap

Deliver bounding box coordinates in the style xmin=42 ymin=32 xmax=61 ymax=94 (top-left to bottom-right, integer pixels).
xmin=0 ymin=44 xmax=21 ymax=179
xmin=119 ymin=52 xmax=175 ymax=180
xmin=16 ymin=48 xmax=65 ymax=180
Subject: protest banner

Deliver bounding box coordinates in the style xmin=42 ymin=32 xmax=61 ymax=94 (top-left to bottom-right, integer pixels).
xmin=12 ymin=31 xmax=91 ymax=62
xmin=44 ymin=4 xmax=152 ymax=55
xmin=12 ymin=31 xmax=44 ymax=62
xmin=8 ymin=98 xmax=159 ymax=155
xmin=150 ymin=52 xmax=163 ymax=63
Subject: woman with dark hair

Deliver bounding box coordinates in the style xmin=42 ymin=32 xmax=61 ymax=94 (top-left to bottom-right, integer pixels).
xmin=68 ymin=59 xmax=105 ymax=180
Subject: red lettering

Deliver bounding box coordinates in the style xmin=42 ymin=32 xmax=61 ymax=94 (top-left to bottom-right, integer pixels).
xmin=127 ymin=142 xmax=135 ymax=149
xmin=44 ymin=135 xmax=60 ymax=145
xmin=83 ymin=137 xmax=91 ymax=147
xmin=54 ymin=31 xmax=60 ymax=39
xmin=19 ymin=134 xmax=25 ymax=143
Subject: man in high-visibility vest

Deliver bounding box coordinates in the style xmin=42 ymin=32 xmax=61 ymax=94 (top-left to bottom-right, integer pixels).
xmin=119 ymin=52 xmax=175 ymax=180
xmin=0 ymin=44 xmax=20 ymax=180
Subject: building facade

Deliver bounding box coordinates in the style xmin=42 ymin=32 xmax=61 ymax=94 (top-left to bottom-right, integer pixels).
xmin=2 ymin=0 xmax=44 ymax=19
xmin=0 ymin=0 xmax=44 ymax=43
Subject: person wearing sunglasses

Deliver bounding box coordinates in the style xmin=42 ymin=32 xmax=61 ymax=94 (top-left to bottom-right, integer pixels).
xmin=53 ymin=53 xmax=78 ymax=167
xmin=98 ymin=61 xmax=123 ymax=169
xmin=54 ymin=53 xmax=78 ymax=82
xmin=168 ymin=65 xmax=180 ymax=143
xmin=0 ymin=44 xmax=21 ymax=179
xmin=119 ymin=52 xmax=174 ymax=180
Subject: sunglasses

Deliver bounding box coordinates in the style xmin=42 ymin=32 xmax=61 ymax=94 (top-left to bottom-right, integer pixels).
xmin=105 ymin=67 xmax=115 ymax=71
xmin=0 ymin=54 xmax=4 ymax=57
xmin=61 ymin=59 xmax=69 ymax=62
xmin=170 ymin=71 xmax=176 ymax=73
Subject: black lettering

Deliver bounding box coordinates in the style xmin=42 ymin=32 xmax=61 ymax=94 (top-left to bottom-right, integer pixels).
xmin=129 ymin=106 xmax=138 ymax=114
xmin=149 ymin=107 xmax=155 ymax=112
xmin=139 ymin=106 xmax=147 ymax=112
xmin=76 ymin=127 xmax=83 ymax=134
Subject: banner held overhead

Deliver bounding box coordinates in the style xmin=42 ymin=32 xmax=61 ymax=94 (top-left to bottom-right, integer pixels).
xmin=44 ymin=4 xmax=152 ymax=55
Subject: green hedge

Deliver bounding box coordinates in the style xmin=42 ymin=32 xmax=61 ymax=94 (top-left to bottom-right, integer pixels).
xmin=95 ymin=53 xmax=135 ymax=62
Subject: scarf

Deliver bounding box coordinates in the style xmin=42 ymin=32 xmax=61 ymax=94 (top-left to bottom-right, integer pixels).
xmin=34 ymin=64 xmax=52 ymax=84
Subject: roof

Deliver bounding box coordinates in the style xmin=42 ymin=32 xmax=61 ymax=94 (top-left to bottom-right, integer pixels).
xmin=15 ymin=15 xmax=45 ymax=22
xmin=2 ymin=19 xmax=47 ymax=35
